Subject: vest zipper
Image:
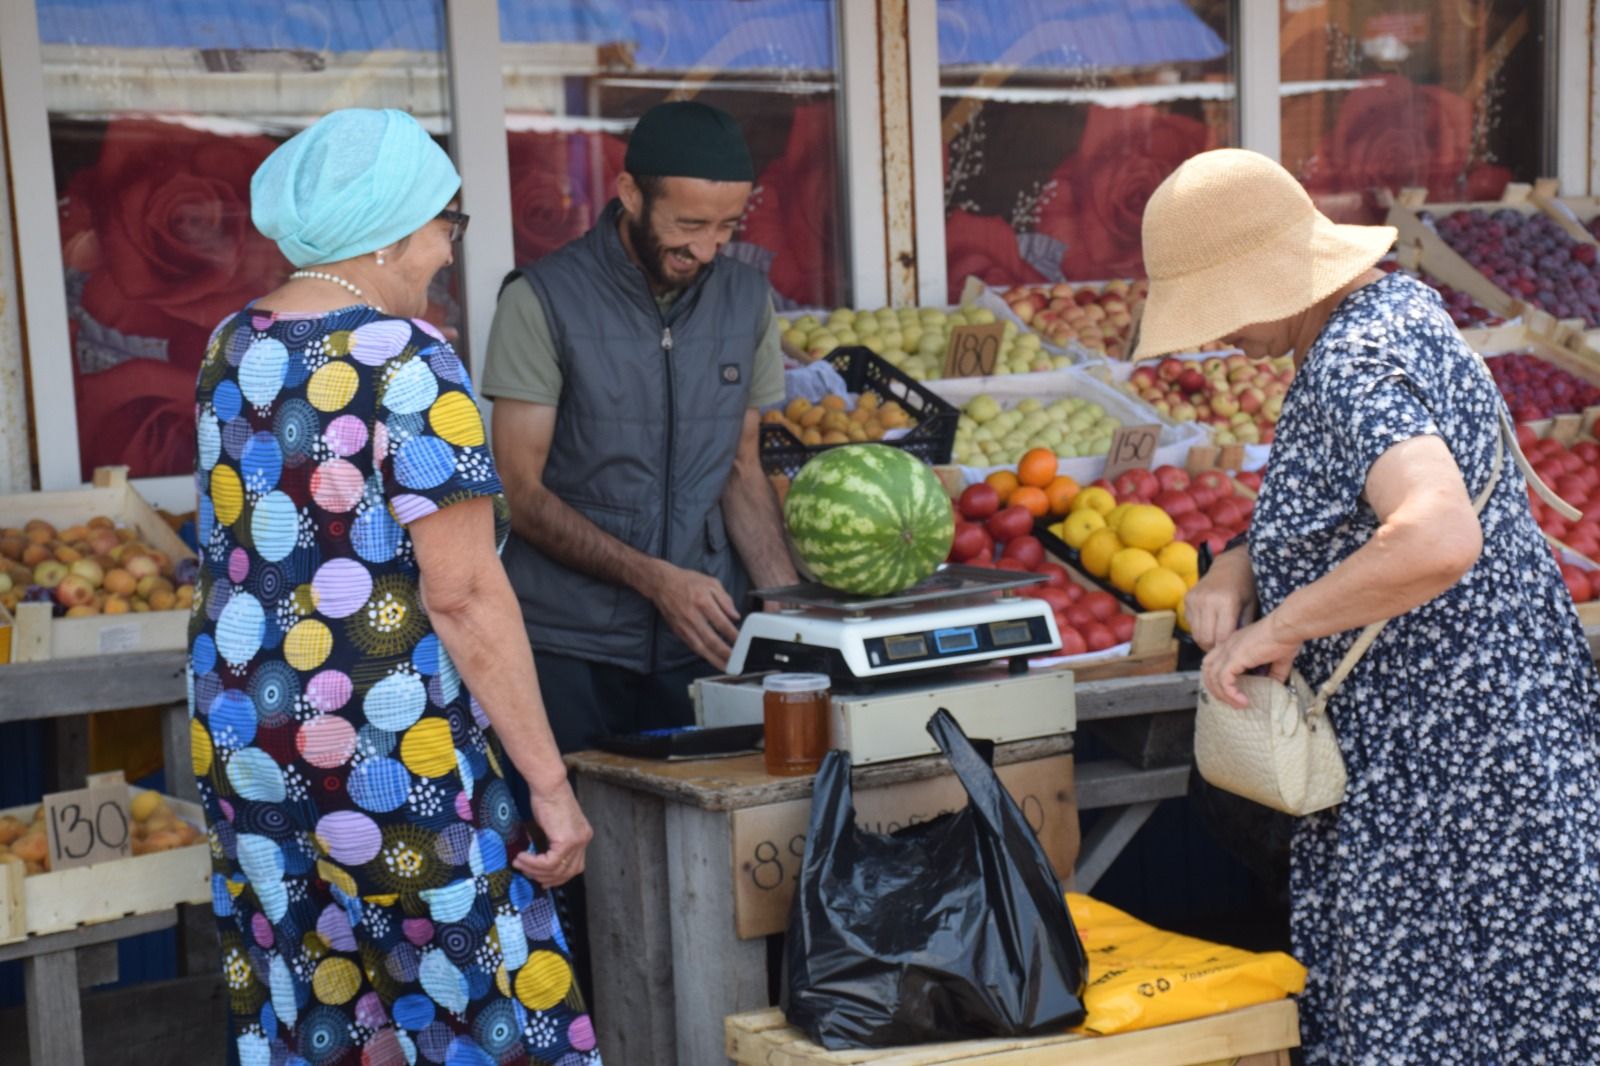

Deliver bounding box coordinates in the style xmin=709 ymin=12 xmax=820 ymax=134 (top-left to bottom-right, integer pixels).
xmin=651 ymin=322 xmax=675 ymax=673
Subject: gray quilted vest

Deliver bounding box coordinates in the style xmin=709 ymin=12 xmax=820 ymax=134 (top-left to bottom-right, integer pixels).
xmin=501 ymin=199 xmax=768 ymax=672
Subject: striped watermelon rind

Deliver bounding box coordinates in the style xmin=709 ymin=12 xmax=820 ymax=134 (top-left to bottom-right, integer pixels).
xmin=783 ymin=444 xmax=954 ymax=596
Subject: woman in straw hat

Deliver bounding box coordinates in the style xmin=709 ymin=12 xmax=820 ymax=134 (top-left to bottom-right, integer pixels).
xmin=192 ymin=109 xmax=598 ymax=1063
xmin=1139 ymin=149 xmax=1600 ymax=1063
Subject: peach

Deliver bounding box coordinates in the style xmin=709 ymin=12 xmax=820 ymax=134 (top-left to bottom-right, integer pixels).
xmin=131 ymin=599 xmax=151 ymax=612
xmin=175 ymin=585 xmax=195 ymax=608
xmin=148 ymin=588 xmax=177 ymax=611
xmin=146 ymin=549 xmax=173 ymax=577
xmin=55 ymin=574 xmax=96 ymax=607
xmin=87 ymin=515 xmax=115 ymax=531
xmin=53 ymin=544 xmax=83 ymax=565
xmin=24 ymin=521 xmax=56 ymax=544
xmin=64 ymin=604 xmax=99 ymax=618
xmin=69 ymin=559 xmax=104 ymax=588
xmin=103 ymin=568 xmax=137 ymax=597
xmin=135 ymin=575 xmax=173 ymax=600
xmin=123 ymin=554 xmax=160 ymax=580
xmin=87 ymin=529 xmax=120 ymax=556
xmin=59 ymin=524 xmax=89 ymax=543
xmin=32 ymin=559 xmax=68 ymax=589
xmin=103 ymin=595 xmax=131 ymax=615
xmin=91 ymin=553 xmax=116 ymax=572
xmin=0 ymin=534 xmax=26 ymax=561
xmin=21 ymin=543 xmax=51 ymax=567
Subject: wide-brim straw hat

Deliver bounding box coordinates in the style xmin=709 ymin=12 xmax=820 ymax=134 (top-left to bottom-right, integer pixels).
xmin=1132 ymin=149 xmax=1396 ymax=360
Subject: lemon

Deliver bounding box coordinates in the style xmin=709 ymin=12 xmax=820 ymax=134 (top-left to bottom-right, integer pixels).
xmin=1119 ymin=504 xmax=1176 ymax=552
xmin=130 ymin=789 xmax=167 ymax=823
xmin=1156 ymin=540 xmax=1199 ymax=578
xmin=1134 ymin=566 xmax=1188 ymax=611
xmin=1061 ymin=509 xmax=1107 ymax=549
xmin=1109 ymin=547 xmax=1159 ymax=594
xmin=1104 ymin=503 xmax=1134 ymax=534
xmin=1079 ymin=528 xmax=1123 ymax=578
xmin=1071 ymin=486 xmax=1116 ymax=516
xmin=1176 ymin=596 xmax=1190 ymax=631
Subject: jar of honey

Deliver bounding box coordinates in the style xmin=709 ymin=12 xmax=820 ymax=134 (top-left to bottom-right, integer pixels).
xmin=762 ymin=673 xmax=832 ymax=776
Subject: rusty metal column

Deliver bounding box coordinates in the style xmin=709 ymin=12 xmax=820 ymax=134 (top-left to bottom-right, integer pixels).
xmin=0 ymin=70 xmax=35 ymax=495
xmin=878 ymin=0 xmax=920 ymax=307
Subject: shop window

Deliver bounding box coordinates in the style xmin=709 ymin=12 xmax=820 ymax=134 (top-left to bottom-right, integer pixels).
xmin=1281 ymin=0 xmax=1548 ymax=223
xmin=36 ymin=0 xmax=458 ymax=481
xmin=497 ymin=0 xmax=849 ymax=310
xmin=938 ymin=0 xmax=1237 ymax=297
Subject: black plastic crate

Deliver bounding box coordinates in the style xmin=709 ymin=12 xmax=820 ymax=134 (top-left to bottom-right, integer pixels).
xmin=760 ymin=346 xmax=959 ymax=478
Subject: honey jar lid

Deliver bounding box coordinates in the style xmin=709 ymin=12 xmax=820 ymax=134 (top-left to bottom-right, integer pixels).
xmin=762 ymin=672 xmax=831 ymax=693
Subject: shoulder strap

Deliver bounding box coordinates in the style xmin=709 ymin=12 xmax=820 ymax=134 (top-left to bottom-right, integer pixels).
xmin=1309 ymin=420 xmax=1505 ymax=713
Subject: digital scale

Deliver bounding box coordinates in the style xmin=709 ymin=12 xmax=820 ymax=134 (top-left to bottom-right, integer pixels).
xmin=697 ymin=566 xmax=1076 ymax=765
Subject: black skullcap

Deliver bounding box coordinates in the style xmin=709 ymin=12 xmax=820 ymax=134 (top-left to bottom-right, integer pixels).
xmin=624 ymin=101 xmax=754 ymax=182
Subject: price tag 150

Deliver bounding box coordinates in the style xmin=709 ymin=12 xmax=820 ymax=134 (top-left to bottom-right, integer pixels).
xmin=1102 ymin=423 xmax=1163 ymax=482
xmin=43 ymin=773 xmax=131 ymax=870
xmin=942 ymin=322 xmax=1007 ymax=379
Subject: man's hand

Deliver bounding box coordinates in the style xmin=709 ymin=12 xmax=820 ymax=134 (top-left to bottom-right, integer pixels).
xmin=514 ymin=777 xmax=593 ymax=889
xmin=645 ymin=561 xmax=742 ymax=670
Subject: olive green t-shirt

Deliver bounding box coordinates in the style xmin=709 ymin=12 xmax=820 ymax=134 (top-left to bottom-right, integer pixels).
xmin=481 ymin=275 xmax=787 ymax=408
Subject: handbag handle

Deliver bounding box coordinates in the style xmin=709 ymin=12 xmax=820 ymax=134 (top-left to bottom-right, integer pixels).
xmin=1308 ymin=413 xmax=1505 ymax=714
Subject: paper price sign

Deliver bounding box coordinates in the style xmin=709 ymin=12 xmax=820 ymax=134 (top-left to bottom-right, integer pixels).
xmin=942 ymin=323 xmax=1007 ymax=379
xmin=1102 ymin=424 xmax=1162 ymax=481
xmin=43 ymin=771 xmax=131 ymax=870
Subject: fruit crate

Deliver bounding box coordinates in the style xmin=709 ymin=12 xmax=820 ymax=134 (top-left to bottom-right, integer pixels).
xmin=1383 ymin=182 xmax=1600 ymax=348
xmin=1047 ymin=561 xmax=1178 ymax=683
xmin=0 ymin=789 xmax=209 ymax=945
xmin=0 ymin=466 xmax=195 ymax=663
xmin=760 ymin=346 xmax=959 ymax=478
xmin=1473 ymin=326 xmax=1600 ymax=426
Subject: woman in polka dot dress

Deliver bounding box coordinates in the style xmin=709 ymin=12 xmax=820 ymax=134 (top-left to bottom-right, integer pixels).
xmin=192 ymin=109 xmax=599 ymax=1064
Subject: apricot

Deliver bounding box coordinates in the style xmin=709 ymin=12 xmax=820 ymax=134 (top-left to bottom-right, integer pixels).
xmin=87 ymin=530 xmax=120 ymax=556
xmin=86 ymin=515 xmax=115 ymax=531
xmin=103 ymin=596 xmax=131 ymax=615
xmin=135 ymin=575 xmax=172 ymax=600
xmin=124 ymin=554 xmax=159 ymax=580
xmin=24 ymin=861 xmax=46 ymax=876
xmin=59 ymin=525 xmax=89 ymax=544
xmin=0 ymin=534 xmax=26 ymax=561
xmin=146 ymin=550 xmax=173 ymax=577
xmin=175 ymin=585 xmax=195 ymax=608
xmin=64 ymin=604 xmax=99 ymax=618
xmin=0 ymin=815 xmax=25 ymax=845
xmin=103 ymin=568 xmax=137 ymax=597
xmin=12 ymin=831 xmax=47 ymax=864
xmin=24 ymin=521 xmax=56 ymax=544
xmin=53 ymin=544 xmax=82 ymax=565
xmin=147 ymin=588 xmax=177 ymax=611
xmin=142 ymin=830 xmax=181 ymax=853
xmin=21 ymin=543 xmax=50 ymax=567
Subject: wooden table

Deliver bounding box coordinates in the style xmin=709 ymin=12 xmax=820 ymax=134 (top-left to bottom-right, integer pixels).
xmin=568 ymin=672 xmax=1201 ymax=1066
xmin=0 ymin=650 xmax=197 ymax=1066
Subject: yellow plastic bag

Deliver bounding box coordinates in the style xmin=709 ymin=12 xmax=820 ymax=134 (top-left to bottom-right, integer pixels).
xmin=1067 ymin=893 xmax=1306 ymax=1035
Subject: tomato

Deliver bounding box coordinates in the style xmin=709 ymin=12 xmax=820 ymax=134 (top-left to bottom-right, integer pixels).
xmin=958 ymin=483 xmax=1001 ymax=521
xmin=1080 ymin=590 xmax=1119 ymax=623
xmin=1153 ymin=489 xmax=1196 ymax=517
xmin=1154 ymin=465 xmax=1191 ymax=493
xmin=1082 ymin=623 xmax=1117 ymax=652
xmin=1062 ymin=581 xmax=1085 ymax=603
xmin=1561 ymin=564 xmax=1593 ymax=603
xmin=1065 ymin=603 xmax=1096 ymax=629
xmin=1109 ymin=614 xmax=1136 ymax=644
xmin=949 ymin=521 xmax=992 ymax=563
xmin=986 ymin=504 xmax=1035 ymax=543
xmin=1056 ymin=623 xmax=1088 ymax=656
xmin=1030 ymin=587 xmax=1073 ymax=613
xmin=1034 ymin=561 xmax=1071 ymax=589
xmin=996 ymin=557 xmax=1032 ymax=573
xmin=1001 ymin=535 xmax=1045 ymax=570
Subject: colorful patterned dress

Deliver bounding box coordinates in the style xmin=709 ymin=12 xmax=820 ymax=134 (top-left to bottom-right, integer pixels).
xmin=189 ymin=305 xmax=599 ymax=1065
xmin=1249 ymin=272 xmax=1600 ymax=1064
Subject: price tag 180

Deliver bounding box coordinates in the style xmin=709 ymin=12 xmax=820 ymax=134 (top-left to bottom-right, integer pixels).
xmin=1102 ymin=423 xmax=1163 ymax=482
xmin=942 ymin=322 xmax=1007 ymax=379
xmin=43 ymin=771 xmax=131 ymax=871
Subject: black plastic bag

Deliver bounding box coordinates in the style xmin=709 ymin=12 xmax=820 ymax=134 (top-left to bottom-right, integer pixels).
xmin=780 ymin=709 xmax=1088 ymax=1049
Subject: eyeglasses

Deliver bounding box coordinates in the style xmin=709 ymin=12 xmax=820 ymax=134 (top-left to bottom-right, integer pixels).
xmin=437 ymin=208 xmax=470 ymax=242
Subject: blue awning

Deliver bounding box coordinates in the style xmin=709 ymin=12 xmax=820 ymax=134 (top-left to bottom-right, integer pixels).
xmin=37 ymin=0 xmax=1219 ymax=73
xmin=938 ymin=0 xmax=1228 ymax=72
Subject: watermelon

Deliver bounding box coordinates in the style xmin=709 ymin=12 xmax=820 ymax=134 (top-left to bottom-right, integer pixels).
xmin=784 ymin=444 xmax=954 ymax=596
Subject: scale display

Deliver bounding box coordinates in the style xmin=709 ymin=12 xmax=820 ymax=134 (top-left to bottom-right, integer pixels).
xmin=864 ymin=615 xmax=1054 ymax=670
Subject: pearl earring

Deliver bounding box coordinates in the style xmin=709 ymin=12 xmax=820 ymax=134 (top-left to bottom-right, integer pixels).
xmin=376 ymin=251 xmax=386 ymax=266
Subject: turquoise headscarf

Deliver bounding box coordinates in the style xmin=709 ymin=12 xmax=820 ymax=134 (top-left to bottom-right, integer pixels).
xmin=251 ymin=108 xmax=461 ymax=268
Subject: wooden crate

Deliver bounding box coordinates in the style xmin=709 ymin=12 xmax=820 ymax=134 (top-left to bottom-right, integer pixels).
xmin=726 ymin=1000 xmax=1299 ymax=1066
xmin=0 ymin=789 xmax=210 ymax=945
xmin=0 ymin=467 xmax=194 ymax=663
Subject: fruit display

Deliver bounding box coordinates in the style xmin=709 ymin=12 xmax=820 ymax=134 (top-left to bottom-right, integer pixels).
xmin=0 ymin=792 xmax=202 ymax=876
xmin=762 ymin=392 xmax=914 ymax=447
xmin=781 ymin=306 xmax=1070 ymax=381
xmin=0 ymin=517 xmax=196 ymax=617
xmin=1485 ymin=353 xmax=1600 ymax=422
xmin=1117 ymin=353 xmax=1294 ymax=446
xmin=784 ymin=444 xmax=954 ymax=596
xmin=954 ymin=395 xmax=1124 ymax=466
xmin=1375 ymin=258 xmax=1506 ymax=330
xmin=946 ymin=478 xmax=1147 ymax=656
xmin=1520 ymin=428 xmax=1600 ymax=561
xmin=1426 ymin=208 xmax=1600 ymax=326
xmin=996 ymin=280 xmax=1147 ymax=359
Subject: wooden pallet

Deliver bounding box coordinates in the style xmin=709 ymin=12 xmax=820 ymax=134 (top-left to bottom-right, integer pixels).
xmin=1 ymin=467 xmax=194 ymax=663
xmin=0 ymin=790 xmax=210 ymax=945
xmin=726 ymin=1000 xmax=1299 ymax=1066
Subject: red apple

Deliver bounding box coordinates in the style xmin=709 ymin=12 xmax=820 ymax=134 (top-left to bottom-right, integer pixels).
xmin=1057 ymin=624 xmax=1088 ymax=656
xmin=1080 ymin=591 xmax=1119 ymax=623
xmin=1001 ymin=535 xmax=1045 ymax=570
xmin=949 ymin=521 xmax=991 ymax=563
xmin=986 ymin=505 xmax=1033 ymax=543
xmin=958 ymin=483 xmax=1001 ymax=521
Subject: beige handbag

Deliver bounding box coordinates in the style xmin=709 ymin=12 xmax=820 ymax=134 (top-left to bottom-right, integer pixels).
xmin=1194 ymin=404 xmax=1527 ymax=816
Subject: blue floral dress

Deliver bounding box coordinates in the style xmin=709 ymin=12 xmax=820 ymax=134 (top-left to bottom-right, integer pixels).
xmin=190 ymin=305 xmax=599 ymax=1065
xmin=1249 ymin=272 xmax=1600 ymax=1064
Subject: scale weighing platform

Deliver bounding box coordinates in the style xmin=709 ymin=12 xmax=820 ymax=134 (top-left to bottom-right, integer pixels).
xmin=699 ymin=566 xmax=1075 ymax=765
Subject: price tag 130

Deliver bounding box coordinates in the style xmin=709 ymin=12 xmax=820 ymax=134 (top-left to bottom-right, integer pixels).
xmin=43 ymin=771 xmax=131 ymax=870
xmin=1102 ymin=423 xmax=1162 ymax=482
xmin=942 ymin=323 xmax=1007 ymax=378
